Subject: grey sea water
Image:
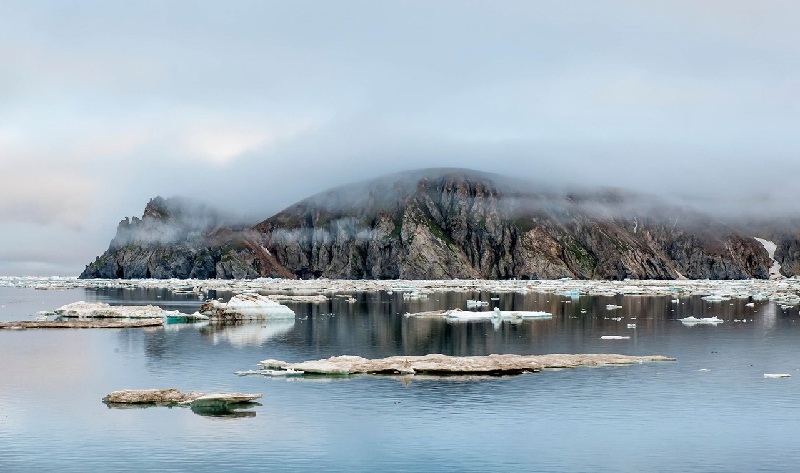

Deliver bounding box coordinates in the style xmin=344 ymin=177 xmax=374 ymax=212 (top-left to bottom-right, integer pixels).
xmin=1 ymin=286 xmax=799 ymax=472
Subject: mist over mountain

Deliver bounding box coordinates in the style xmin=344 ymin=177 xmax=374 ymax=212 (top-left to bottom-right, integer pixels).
xmin=80 ymin=168 xmax=784 ymax=280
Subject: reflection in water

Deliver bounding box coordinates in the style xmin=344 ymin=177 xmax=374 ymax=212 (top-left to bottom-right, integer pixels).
xmin=104 ymin=401 xmax=260 ymax=418
xmin=190 ymin=403 xmax=260 ymax=418
xmin=131 ymin=290 xmax=800 ymax=364
xmin=200 ymin=320 xmax=295 ymax=348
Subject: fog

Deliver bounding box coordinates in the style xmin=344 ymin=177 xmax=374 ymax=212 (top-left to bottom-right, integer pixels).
xmin=2 ymin=1 xmax=799 ymax=275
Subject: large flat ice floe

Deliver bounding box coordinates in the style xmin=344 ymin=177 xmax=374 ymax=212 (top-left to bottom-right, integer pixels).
xmin=102 ymin=389 xmax=262 ymax=417
xmin=102 ymin=388 xmax=262 ymax=405
xmin=247 ymin=353 xmax=674 ymax=378
xmin=0 ymin=318 xmax=164 ymax=330
xmin=44 ymin=301 xmax=165 ymax=319
xmin=198 ymin=293 xmax=295 ymax=321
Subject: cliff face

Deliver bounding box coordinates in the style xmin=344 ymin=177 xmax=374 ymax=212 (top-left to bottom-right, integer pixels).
xmin=80 ymin=197 xmax=293 ymax=279
xmin=252 ymin=171 xmax=769 ymax=280
xmin=80 ymin=170 xmax=772 ymax=280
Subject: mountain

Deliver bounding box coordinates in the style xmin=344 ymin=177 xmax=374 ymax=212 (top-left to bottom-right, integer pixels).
xmin=80 ymin=169 xmax=773 ymax=280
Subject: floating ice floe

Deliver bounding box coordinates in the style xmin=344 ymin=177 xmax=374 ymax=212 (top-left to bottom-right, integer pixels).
xmin=250 ymin=353 xmax=674 ymax=378
xmin=555 ymin=289 xmax=582 ymax=298
xmin=0 ymin=319 xmax=164 ymax=329
xmin=235 ymin=368 xmax=305 ymax=377
xmin=627 ymin=323 xmax=637 ymax=328
xmin=444 ymin=308 xmax=552 ymax=321
xmin=466 ymin=299 xmax=489 ymax=308
xmin=606 ymin=304 xmax=623 ymax=310
xmin=164 ymin=310 xmax=209 ymax=323
xmin=600 ymin=335 xmax=630 ymax=340
xmin=266 ymin=294 xmax=329 ymax=303
xmin=198 ymin=293 xmax=295 ymax=321
xmin=102 ymin=389 xmax=262 ymax=417
xmin=102 ymin=388 xmax=262 ymax=405
xmin=764 ymin=373 xmax=791 ymax=379
xmin=44 ymin=301 xmax=165 ymax=319
xmin=9 ymin=277 xmax=800 ymax=315
xmin=679 ymin=316 xmax=723 ymax=326
xmin=702 ymin=295 xmax=731 ymax=302
xmin=405 ymin=308 xmax=551 ymax=320
xmin=772 ymin=293 xmax=800 ymax=306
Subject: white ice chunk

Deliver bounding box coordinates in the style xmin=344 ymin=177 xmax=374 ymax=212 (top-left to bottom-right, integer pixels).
xmin=702 ymin=295 xmax=730 ymax=302
xmin=466 ymin=299 xmax=489 ymax=308
xmin=47 ymin=301 xmax=165 ymax=319
xmin=199 ymin=293 xmax=295 ymax=320
xmin=679 ymin=316 xmax=723 ymax=326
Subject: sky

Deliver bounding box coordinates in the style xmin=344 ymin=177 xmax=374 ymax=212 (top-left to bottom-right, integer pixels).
xmin=1 ymin=0 xmax=799 ymax=275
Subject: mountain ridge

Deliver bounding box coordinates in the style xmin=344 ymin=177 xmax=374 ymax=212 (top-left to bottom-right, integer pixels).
xmin=80 ymin=169 xmax=775 ymax=280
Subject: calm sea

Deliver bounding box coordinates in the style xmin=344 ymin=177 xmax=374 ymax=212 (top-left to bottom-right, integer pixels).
xmin=1 ymin=286 xmax=799 ymax=472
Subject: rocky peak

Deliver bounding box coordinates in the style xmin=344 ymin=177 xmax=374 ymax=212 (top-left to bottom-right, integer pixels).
xmin=142 ymin=196 xmax=170 ymax=220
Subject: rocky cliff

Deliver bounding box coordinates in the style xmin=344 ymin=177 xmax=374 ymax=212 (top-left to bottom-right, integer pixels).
xmin=80 ymin=169 xmax=773 ymax=280
xmin=80 ymin=197 xmax=292 ymax=279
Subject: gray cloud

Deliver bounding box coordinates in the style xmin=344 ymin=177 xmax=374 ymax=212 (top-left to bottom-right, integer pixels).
xmin=1 ymin=0 xmax=799 ymax=275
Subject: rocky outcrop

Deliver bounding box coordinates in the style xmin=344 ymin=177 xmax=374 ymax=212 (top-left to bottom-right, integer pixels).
xmin=776 ymin=238 xmax=800 ymax=277
xmin=81 ymin=169 xmax=773 ymax=280
xmin=80 ymin=197 xmax=293 ymax=279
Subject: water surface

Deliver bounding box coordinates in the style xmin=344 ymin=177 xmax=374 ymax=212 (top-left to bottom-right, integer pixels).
xmin=1 ymin=286 xmax=799 ymax=472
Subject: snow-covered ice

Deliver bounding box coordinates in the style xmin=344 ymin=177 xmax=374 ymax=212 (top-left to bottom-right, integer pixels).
xmin=199 ymin=293 xmax=295 ymax=320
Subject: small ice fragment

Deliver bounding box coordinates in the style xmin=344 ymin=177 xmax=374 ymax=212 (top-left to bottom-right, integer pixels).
xmin=702 ymin=295 xmax=730 ymax=302
xmin=466 ymin=299 xmax=489 ymax=308
xmin=600 ymin=335 xmax=630 ymax=340
xmin=679 ymin=316 xmax=723 ymax=326
xmin=627 ymin=323 xmax=636 ymax=328
xmin=764 ymin=374 xmax=791 ymax=379
xmin=606 ymin=304 xmax=622 ymax=310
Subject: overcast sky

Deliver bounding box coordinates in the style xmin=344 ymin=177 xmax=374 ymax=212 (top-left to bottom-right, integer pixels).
xmin=1 ymin=1 xmax=799 ymax=275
